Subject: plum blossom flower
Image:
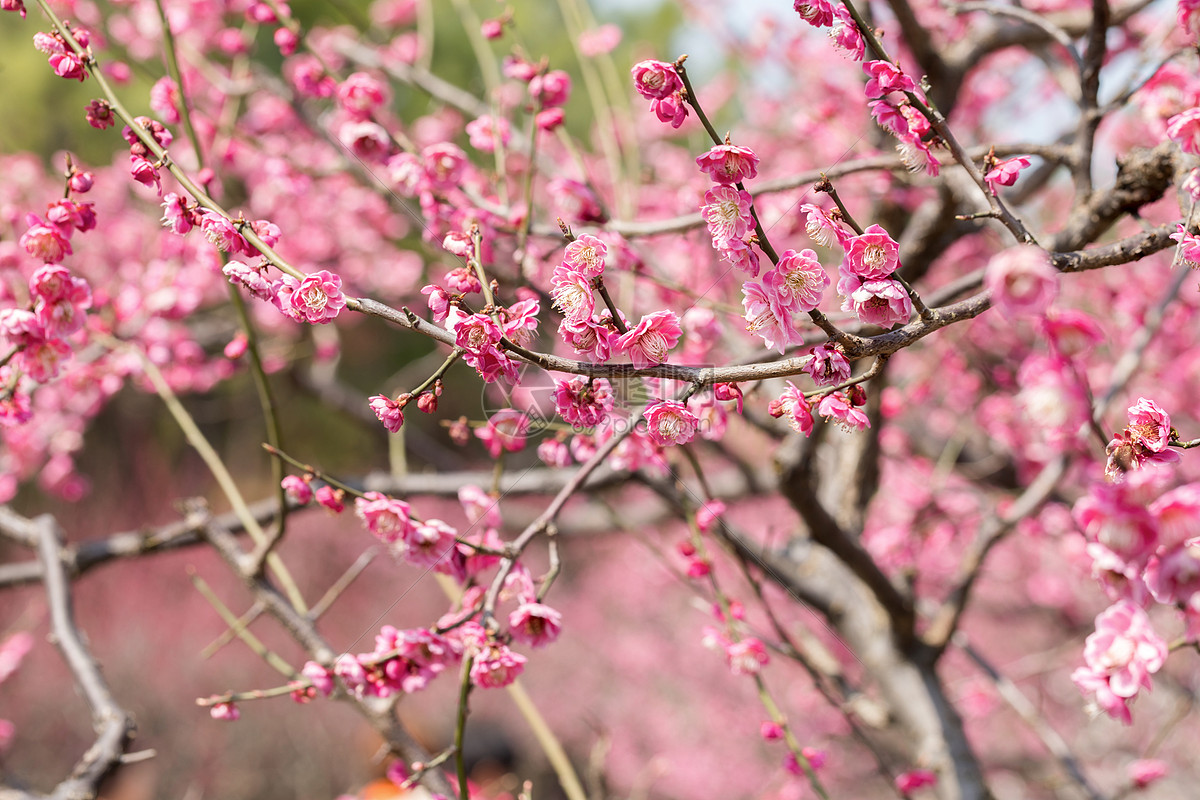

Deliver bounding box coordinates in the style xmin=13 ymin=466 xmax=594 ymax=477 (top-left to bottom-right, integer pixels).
xmin=469 ymin=641 xmax=526 ymax=688
xmin=801 ymin=204 xmax=850 ymax=248
xmin=701 ymin=186 xmax=754 ymax=248
xmin=768 ymin=249 xmax=829 ymax=311
xmin=555 ymin=376 xmax=614 ymax=428
xmin=838 ymin=274 xmax=913 ymax=327
xmin=793 ymin=0 xmax=835 ymax=27
xmin=719 ymin=236 xmax=761 ymax=277
xmin=1128 ymin=759 xmax=1169 ymax=789
xmin=2 ymin=0 xmax=27 ymax=18
xmin=530 ymin=70 xmax=571 ymax=107
xmin=743 ymin=277 xmax=800 ymax=354
xmin=465 ymin=115 xmax=511 ymax=152
xmin=559 ymin=317 xmax=615 ymax=361
xmin=616 ymin=311 xmax=681 ymax=368
xmin=1170 ymin=223 xmax=1200 ymax=267
xmin=85 ymin=99 xmax=115 ymax=129
xmin=579 ymin=24 xmax=621 ymax=55
xmin=985 ymin=245 xmax=1058 ymax=316
xmin=538 ymin=438 xmax=572 ymax=467
xmin=563 ymin=234 xmax=607 ymax=278
xmin=1166 ymin=106 xmax=1200 ymax=154
xmin=18 ymin=338 xmax=71 ymax=382
xmin=210 ymin=702 xmax=240 ymax=721
xmin=1071 ymin=601 xmax=1166 ymax=724
xmin=895 ymin=769 xmax=937 ymax=794
xmin=355 ymin=491 xmax=413 ymax=544
xmin=630 ymin=60 xmax=682 ymax=100
xmin=369 ymin=394 xmax=405 ymax=432
xmin=281 ymin=475 xmax=313 ymax=505
xmin=1126 ymin=397 xmax=1173 ymax=453
xmin=149 ymin=77 xmax=181 ymax=124
xmin=402 ymin=519 xmax=459 ymax=570
xmin=476 ymin=410 xmax=530 ymax=458
xmin=337 ymin=72 xmax=389 ymax=118
xmin=550 ymin=269 xmax=596 ymax=324
xmin=508 ymin=602 xmax=563 ymax=648
xmin=802 ymin=344 xmax=851 ymax=387
xmin=696 ymin=144 xmax=760 ymax=185
xmin=863 ymin=61 xmax=916 ymax=98
xmin=724 ymin=637 xmax=769 ymax=675
xmin=223 ymin=262 xmax=275 ymax=302
xmin=283 ymin=270 xmax=346 ymax=324
xmin=19 ymin=215 xmax=72 ymax=263
xmin=643 ymin=401 xmax=699 ymax=446
xmin=831 ymin=5 xmax=866 ymax=59
xmin=315 ymin=485 xmax=346 ymax=513
xmin=302 ymin=661 xmax=334 ymax=697
xmin=985 ymin=156 xmax=1031 ymax=194
xmin=160 ymin=193 xmax=195 ymax=234
xmin=818 ymin=391 xmax=871 ymax=432
xmin=30 ymin=265 xmax=91 ymax=338
xmin=842 ymin=224 xmax=900 ymax=279
xmin=1143 ymin=544 xmax=1200 ymax=605
xmin=421 ymin=142 xmax=468 ymax=189
xmin=650 ymin=92 xmax=689 ymax=127
xmin=453 ymin=313 xmax=503 ymax=355
xmin=768 ymin=382 xmax=814 ymax=436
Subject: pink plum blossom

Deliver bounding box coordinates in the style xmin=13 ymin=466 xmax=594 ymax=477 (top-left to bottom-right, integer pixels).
xmin=696 ymin=144 xmax=760 ymax=185
xmin=1170 ymin=223 xmax=1200 ymax=267
xmin=476 ymin=410 xmax=530 ymax=458
xmin=1071 ymin=601 xmax=1167 ymax=724
xmin=465 ymin=115 xmax=511 ymax=152
xmin=1128 ymin=759 xmax=1169 ymax=789
xmin=616 ymin=311 xmax=681 ymax=368
xmin=984 ymin=245 xmax=1057 ymax=317
xmin=530 ymin=70 xmax=571 ymax=107
xmin=724 ymin=637 xmax=769 ymax=675
xmin=369 ymin=395 xmax=405 ymax=432
xmin=469 ymin=641 xmax=526 ymax=688
xmin=282 ymin=270 xmax=346 ymax=324
xmin=793 ymin=0 xmax=835 ymax=27
xmin=838 ymin=274 xmax=913 ymax=327
xmin=702 ymin=186 xmax=754 ymax=248
xmin=508 ymin=602 xmax=563 ymax=648
xmin=802 ymin=344 xmax=852 ymax=387
xmin=563 ymin=234 xmax=608 ymax=278
xmin=355 ymin=491 xmax=413 ymax=544
xmin=630 ymin=60 xmax=682 ymax=100
xmin=1166 ymin=106 xmax=1200 ymax=154
xmin=769 ymin=382 xmax=814 ymax=436
xmin=550 ymin=269 xmax=595 ymax=324
xmin=743 ymin=277 xmax=800 ymax=353
xmin=281 ymin=475 xmax=313 ymax=505
xmin=863 ymin=61 xmax=917 ymax=97
xmin=767 ymin=248 xmax=829 ymax=311
xmin=895 ymin=769 xmax=937 ymax=794
xmin=817 ymin=391 xmax=871 ymax=432
xmin=842 ymin=224 xmax=900 ymax=279
xmin=985 ymin=156 xmax=1032 ymax=194
xmin=210 ymin=702 xmax=240 ymax=721
xmin=302 ymin=661 xmax=334 ymax=697
xmin=1126 ymin=397 xmax=1173 ymax=453
xmin=643 ymin=400 xmax=699 ymax=446
xmin=554 ymin=376 xmax=614 ymax=428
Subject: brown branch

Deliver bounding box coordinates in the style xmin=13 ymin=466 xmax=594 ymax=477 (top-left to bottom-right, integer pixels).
xmin=957 ymin=637 xmax=1107 ymax=800
xmin=775 ymin=437 xmax=915 ymax=641
xmin=33 ymin=514 xmax=136 ymax=800
xmin=198 ymin=518 xmax=455 ymax=797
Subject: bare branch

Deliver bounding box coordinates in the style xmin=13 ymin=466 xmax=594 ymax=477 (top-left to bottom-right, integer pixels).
xmin=33 ymin=514 xmax=136 ymax=800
